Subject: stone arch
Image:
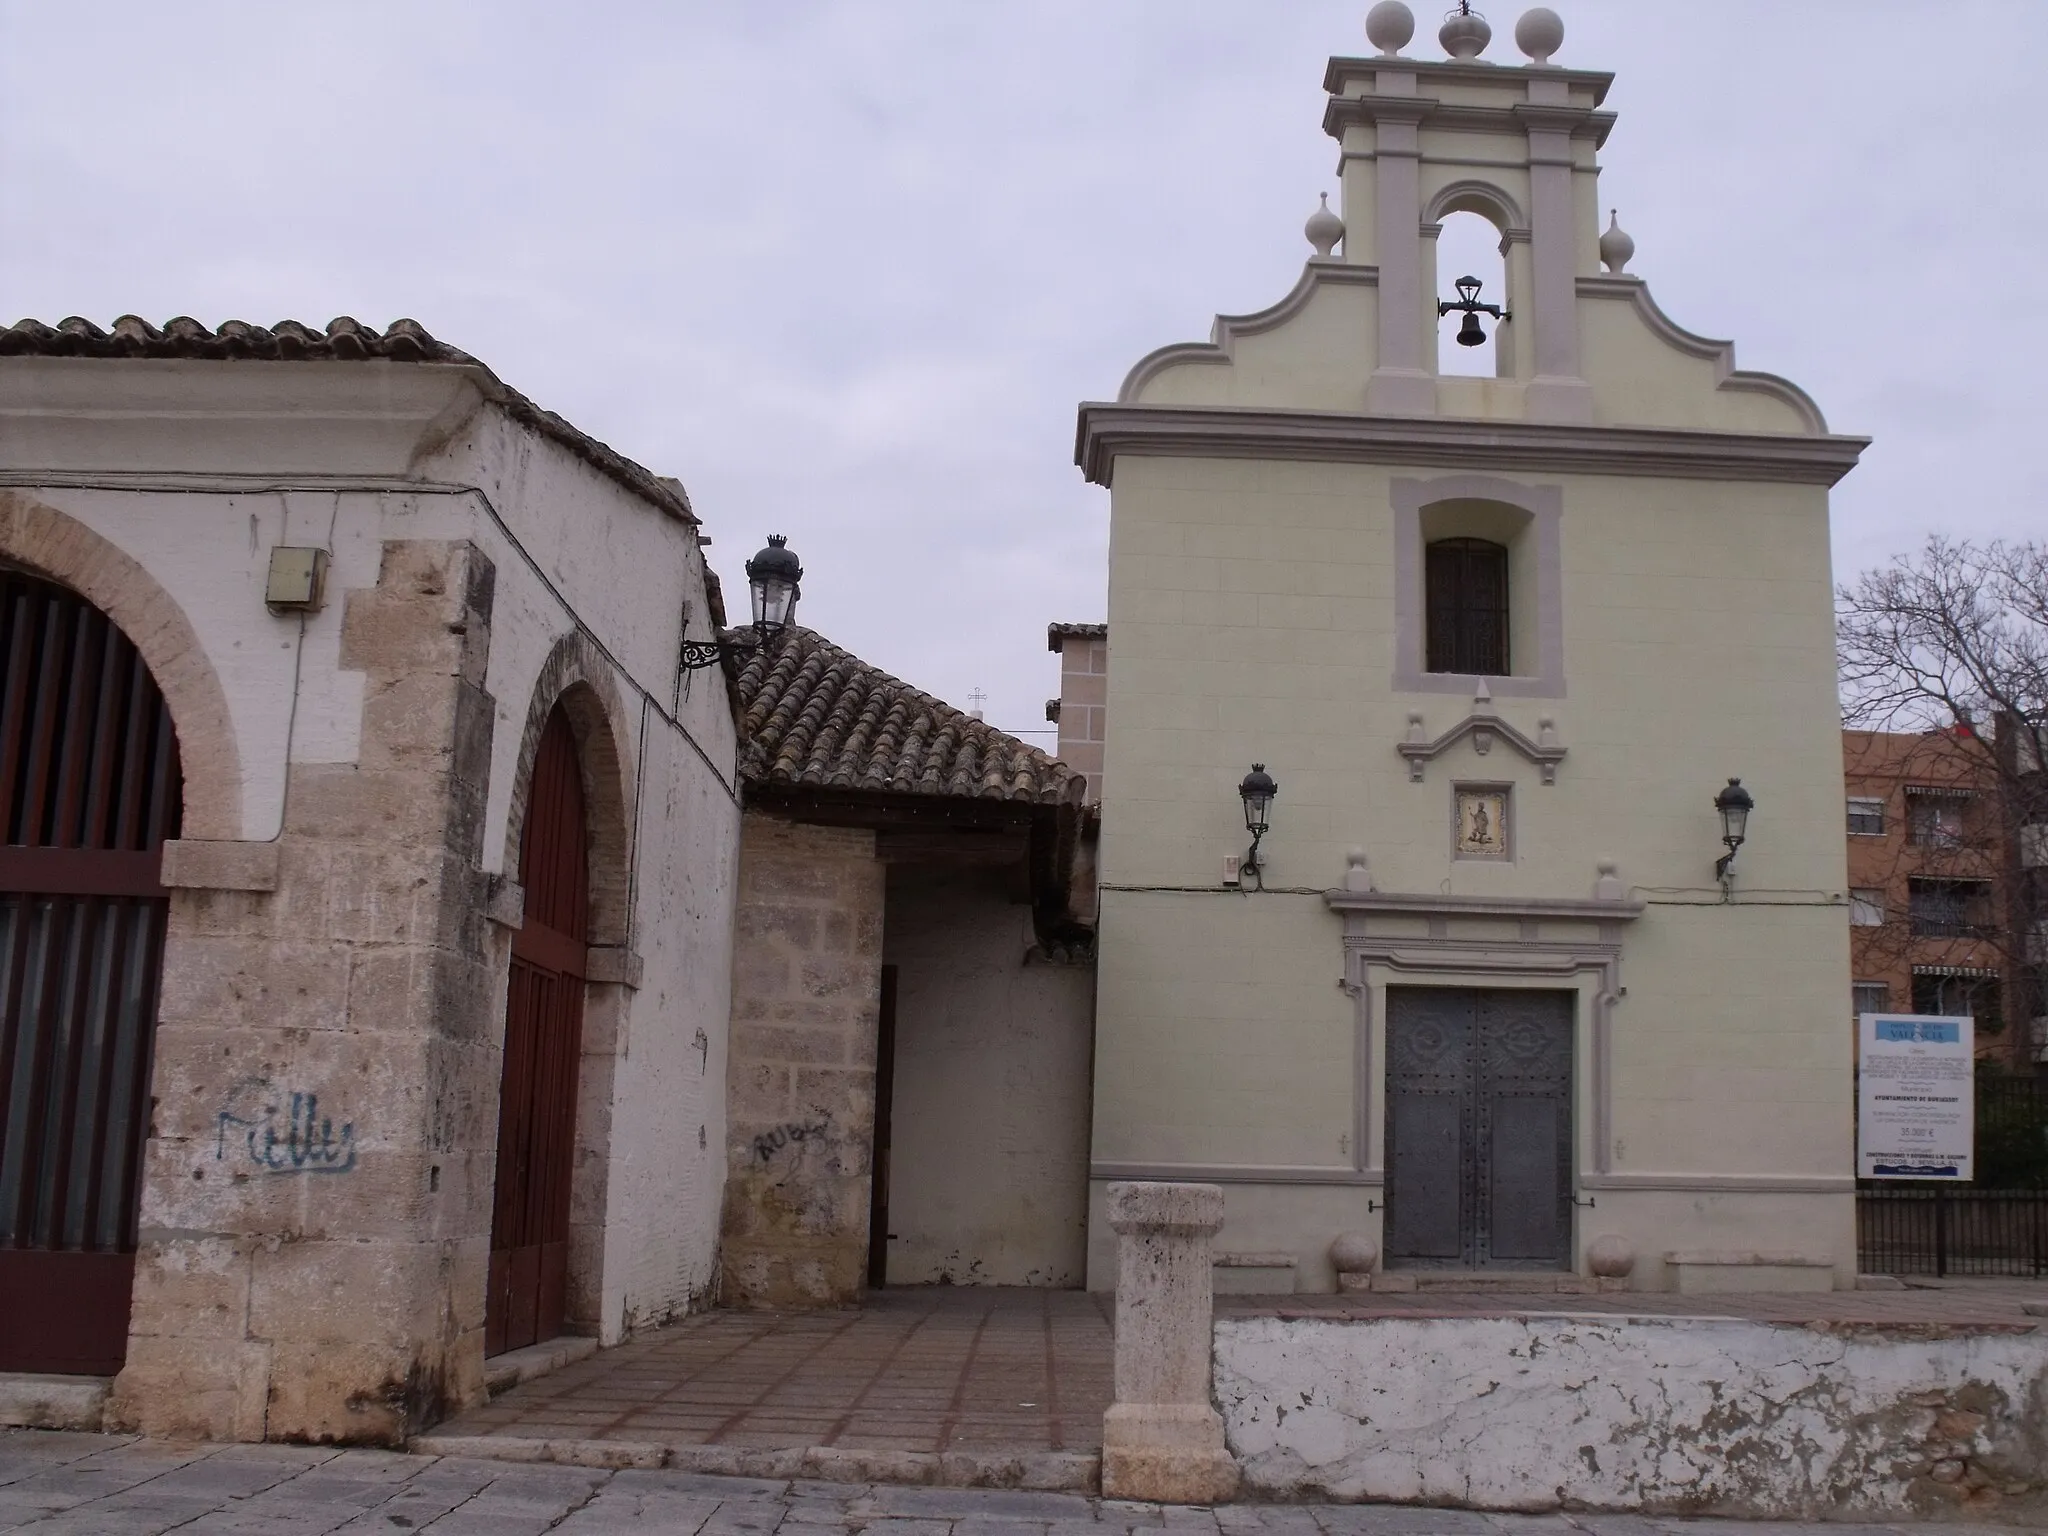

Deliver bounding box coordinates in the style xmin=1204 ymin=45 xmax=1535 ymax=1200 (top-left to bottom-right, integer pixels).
xmin=0 ymin=491 xmax=241 ymax=839
xmin=1424 ymin=179 xmax=1526 ymax=234
xmin=494 ymin=629 xmax=639 ymax=1341
xmin=502 ymin=631 xmax=635 ymax=948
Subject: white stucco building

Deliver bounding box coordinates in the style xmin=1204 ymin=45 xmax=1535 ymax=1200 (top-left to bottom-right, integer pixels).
xmin=0 ymin=316 xmax=743 ymax=1440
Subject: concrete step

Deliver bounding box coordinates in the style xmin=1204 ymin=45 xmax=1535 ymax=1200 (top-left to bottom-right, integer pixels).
xmin=484 ymin=1335 xmax=600 ymax=1398
xmin=1401 ymin=1271 xmax=1593 ymax=1294
xmin=411 ymin=1433 xmax=1099 ymax=1492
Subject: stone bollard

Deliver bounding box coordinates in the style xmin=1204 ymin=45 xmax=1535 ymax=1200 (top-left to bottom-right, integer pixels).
xmin=1101 ymin=1181 xmax=1240 ymax=1503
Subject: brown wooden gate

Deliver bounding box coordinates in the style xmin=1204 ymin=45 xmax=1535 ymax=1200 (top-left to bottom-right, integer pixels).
xmin=0 ymin=568 xmax=181 ymax=1375
xmin=487 ymin=705 xmax=589 ymax=1357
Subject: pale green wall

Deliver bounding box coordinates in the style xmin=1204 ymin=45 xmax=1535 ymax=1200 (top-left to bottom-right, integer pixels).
xmin=1088 ymin=454 xmax=1856 ymax=1289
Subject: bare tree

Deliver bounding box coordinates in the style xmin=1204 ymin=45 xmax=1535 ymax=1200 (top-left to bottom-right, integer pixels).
xmin=1839 ymin=536 xmax=2048 ymax=1082
xmin=1839 ymin=536 xmax=2048 ymax=762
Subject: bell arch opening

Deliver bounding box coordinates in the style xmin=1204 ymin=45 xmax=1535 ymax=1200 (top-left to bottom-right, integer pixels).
xmin=1432 ymin=210 xmax=1513 ymax=379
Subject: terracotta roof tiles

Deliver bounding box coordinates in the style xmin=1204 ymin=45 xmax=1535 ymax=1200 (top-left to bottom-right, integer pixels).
xmin=733 ymin=626 xmax=1082 ymax=807
xmin=1047 ymin=621 xmax=1107 ymax=651
xmin=0 ymin=314 xmax=697 ymax=526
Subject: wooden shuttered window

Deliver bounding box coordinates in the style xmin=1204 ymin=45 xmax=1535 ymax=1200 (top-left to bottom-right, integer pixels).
xmin=1425 ymin=538 xmax=1510 ymax=676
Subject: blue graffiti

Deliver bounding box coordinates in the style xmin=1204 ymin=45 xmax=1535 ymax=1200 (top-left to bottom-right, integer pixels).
xmin=216 ymin=1089 xmax=357 ymax=1175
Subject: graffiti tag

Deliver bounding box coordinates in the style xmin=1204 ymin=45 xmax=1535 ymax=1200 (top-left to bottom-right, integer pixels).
xmin=217 ymin=1087 xmax=358 ymax=1175
xmin=753 ymin=1119 xmax=828 ymax=1163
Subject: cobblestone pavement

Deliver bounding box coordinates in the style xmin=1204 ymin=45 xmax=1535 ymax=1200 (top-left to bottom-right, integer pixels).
xmin=3 ymin=1431 xmax=2042 ymax=1536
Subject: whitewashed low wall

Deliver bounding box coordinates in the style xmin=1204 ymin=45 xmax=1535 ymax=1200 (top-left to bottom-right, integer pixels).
xmin=1215 ymin=1314 xmax=2048 ymax=1523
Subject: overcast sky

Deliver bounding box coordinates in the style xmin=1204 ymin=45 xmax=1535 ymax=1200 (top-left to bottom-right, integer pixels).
xmin=2 ymin=2 xmax=2040 ymax=746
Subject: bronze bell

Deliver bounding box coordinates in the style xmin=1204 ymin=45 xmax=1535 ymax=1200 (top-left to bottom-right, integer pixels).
xmin=1456 ymin=309 xmax=1488 ymax=347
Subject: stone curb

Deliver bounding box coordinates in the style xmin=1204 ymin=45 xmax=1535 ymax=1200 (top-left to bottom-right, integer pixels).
xmin=0 ymin=1374 xmax=110 ymax=1432
xmin=410 ymin=1433 xmax=1101 ymax=1492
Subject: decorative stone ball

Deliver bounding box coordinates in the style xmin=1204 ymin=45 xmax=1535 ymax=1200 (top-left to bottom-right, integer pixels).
xmin=1439 ymin=5 xmax=1492 ymax=59
xmin=1365 ymin=1 xmax=1416 ymax=55
xmin=1587 ymin=1233 xmax=1636 ymax=1279
xmin=1514 ymin=6 xmax=1564 ymax=64
xmin=1330 ymin=1231 xmax=1379 ymax=1275
xmin=1305 ymin=193 xmax=1345 ymax=258
xmin=1598 ymin=210 xmax=1636 ymax=275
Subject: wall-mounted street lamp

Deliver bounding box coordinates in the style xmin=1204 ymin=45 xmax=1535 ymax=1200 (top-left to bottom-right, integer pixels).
xmin=680 ymin=534 xmax=805 ymax=672
xmin=1438 ymin=275 xmax=1509 ymax=348
xmin=1239 ymin=763 xmax=1279 ymax=891
xmin=1714 ymin=777 xmax=1754 ymax=890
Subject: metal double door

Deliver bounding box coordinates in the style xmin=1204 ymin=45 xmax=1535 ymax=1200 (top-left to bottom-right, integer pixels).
xmin=1384 ymin=987 xmax=1574 ymax=1270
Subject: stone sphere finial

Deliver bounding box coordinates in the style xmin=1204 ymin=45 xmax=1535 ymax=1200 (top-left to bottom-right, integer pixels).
xmin=1599 ymin=209 xmax=1635 ymax=274
xmin=1366 ymin=1 xmax=1416 ymax=56
xmin=1514 ymin=7 xmax=1564 ymax=64
xmin=1331 ymin=1231 xmax=1379 ymax=1275
xmin=1439 ymin=2 xmax=1492 ymax=59
xmin=1588 ymin=1233 xmax=1636 ymax=1280
xmin=1305 ymin=193 xmax=1345 ymax=258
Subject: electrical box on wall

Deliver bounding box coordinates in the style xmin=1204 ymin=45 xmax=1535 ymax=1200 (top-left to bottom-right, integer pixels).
xmin=1222 ymin=854 xmax=1242 ymax=886
xmin=266 ymin=546 xmax=328 ymax=612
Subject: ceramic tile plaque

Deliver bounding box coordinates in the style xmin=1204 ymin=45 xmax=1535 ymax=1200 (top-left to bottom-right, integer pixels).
xmin=1453 ymin=784 xmax=1511 ymax=861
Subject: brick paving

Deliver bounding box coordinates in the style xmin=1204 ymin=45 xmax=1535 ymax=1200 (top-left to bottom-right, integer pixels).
xmin=6 ymin=1431 xmax=2044 ymax=1534
xmin=436 ymin=1286 xmax=1115 ymax=1458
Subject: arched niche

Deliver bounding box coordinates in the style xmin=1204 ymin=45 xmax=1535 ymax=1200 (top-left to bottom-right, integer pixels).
xmin=0 ymin=492 xmax=240 ymax=839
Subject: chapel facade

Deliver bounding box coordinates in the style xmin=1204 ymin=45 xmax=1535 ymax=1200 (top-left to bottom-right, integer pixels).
xmin=1072 ymin=8 xmax=1869 ymax=1292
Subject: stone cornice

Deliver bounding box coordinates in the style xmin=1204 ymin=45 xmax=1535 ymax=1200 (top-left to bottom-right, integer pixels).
xmin=1398 ymin=697 xmax=1566 ymax=783
xmin=1323 ymin=94 xmax=1615 ymax=148
xmin=1324 ymin=889 xmax=1645 ymax=923
xmin=1075 ymin=403 xmax=1870 ymax=487
xmin=1322 ymin=56 xmax=1614 ymax=106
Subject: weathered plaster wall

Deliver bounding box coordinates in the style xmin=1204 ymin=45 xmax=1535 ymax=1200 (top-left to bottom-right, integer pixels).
xmin=5 ymin=362 xmax=743 ymax=1434
xmin=721 ymin=813 xmax=884 ymax=1307
xmin=881 ymin=864 xmax=1093 ymax=1287
xmin=1216 ymin=1313 xmax=2048 ymax=1522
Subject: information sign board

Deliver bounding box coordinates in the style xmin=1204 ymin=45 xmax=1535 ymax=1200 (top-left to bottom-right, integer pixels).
xmin=1858 ymin=1013 xmax=1974 ymax=1180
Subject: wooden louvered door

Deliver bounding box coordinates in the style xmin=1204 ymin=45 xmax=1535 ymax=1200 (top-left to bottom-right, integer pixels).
xmin=0 ymin=569 xmax=181 ymax=1375
xmin=487 ymin=707 xmax=589 ymax=1357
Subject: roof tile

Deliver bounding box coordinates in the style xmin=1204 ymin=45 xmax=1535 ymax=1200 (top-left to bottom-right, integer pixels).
xmin=734 ymin=626 xmax=1082 ymax=807
xmin=0 ymin=314 xmax=697 ymax=526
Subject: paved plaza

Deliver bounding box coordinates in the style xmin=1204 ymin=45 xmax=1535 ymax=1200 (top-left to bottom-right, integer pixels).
xmin=4 ymin=1431 xmax=2044 ymax=1535
xmin=405 ymin=1281 xmax=2048 ymax=1492
xmin=422 ymin=1287 xmax=1115 ymax=1486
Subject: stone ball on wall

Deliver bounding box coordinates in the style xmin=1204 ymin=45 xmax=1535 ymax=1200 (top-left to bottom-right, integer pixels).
xmin=1330 ymin=1231 xmax=1379 ymax=1274
xmin=1587 ymin=1233 xmax=1636 ymax=1278
xmin=1514 ymin=7 xmax=1565 ymax=65
xmin=1366 ymin=2 xmax=1416 ymax=55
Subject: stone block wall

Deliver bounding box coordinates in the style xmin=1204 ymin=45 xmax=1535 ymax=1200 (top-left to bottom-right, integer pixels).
xmin=109 ymin=539 xmax=506 ymax=1445
xmin=720 ymin=813 xmax=884 ymax=1307
xmin=1054 ymin=634 xmax=1107 ymax=802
